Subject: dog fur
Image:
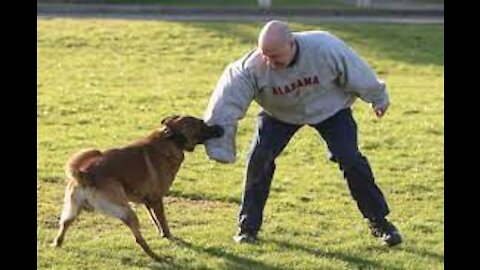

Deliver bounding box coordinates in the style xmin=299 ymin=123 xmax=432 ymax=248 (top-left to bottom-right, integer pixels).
xmin=52 ymin=115 xmax=223 ymax=261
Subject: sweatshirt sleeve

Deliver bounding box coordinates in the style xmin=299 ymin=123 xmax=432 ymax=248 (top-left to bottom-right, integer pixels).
xmin=326 ymin=38 xmax=389 ymax=108
xmin=203 ymin=62 xmax=256 ymax=163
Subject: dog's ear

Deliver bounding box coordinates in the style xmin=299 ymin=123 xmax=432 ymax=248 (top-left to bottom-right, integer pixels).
xmin=161 ymin=115 xmax=181 ymax=126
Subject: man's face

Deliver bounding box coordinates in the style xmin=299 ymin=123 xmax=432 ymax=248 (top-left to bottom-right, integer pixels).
xmin=260 ymin=40 xmax=295 ymax=70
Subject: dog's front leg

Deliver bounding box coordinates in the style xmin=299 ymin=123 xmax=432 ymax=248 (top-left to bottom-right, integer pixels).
xmin=151 ymin=199 xmax=172 ymax=239
xmin=121 ymin=208 xmax=163 ymax=262
xmin=145 ymin=205 xmax=162 ymax=235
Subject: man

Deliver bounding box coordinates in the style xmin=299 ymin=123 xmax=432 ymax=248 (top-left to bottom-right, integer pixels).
xmin=203 ymin=20 xmax=402 ymax=247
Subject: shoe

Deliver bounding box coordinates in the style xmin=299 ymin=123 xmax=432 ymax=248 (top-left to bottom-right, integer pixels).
xmin=368 ymin=218 xmax=403 ymax=247
xmin=233 ymin=230 xmax=258 ymax=244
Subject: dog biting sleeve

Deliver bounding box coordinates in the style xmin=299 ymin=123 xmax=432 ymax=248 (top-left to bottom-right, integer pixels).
xmin=203 ymin=62 xmax=256 ymax=163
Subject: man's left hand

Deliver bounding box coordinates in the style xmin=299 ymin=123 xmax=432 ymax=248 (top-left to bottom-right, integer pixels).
xmin=372 ymin=102 xmax=389 ymax=118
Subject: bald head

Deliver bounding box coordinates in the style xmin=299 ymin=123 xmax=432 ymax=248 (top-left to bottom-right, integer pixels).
xmin=258 ymin=20 xmax=293 ymax=51
xmin=257 ymin=20 xmax=297 ymax=70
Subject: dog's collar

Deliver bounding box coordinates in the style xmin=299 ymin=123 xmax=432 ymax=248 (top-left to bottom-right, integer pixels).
xmin=163 ymin=127 xmax=188 ymax=149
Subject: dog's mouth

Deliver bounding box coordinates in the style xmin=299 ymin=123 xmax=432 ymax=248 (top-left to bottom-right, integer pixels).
xmin=166 ymin=123 xmax=224 ymax=152
xmin=186 ymin=125 xmax=223 ymax=151
xmin=201 ymin=124 xmax=224 ymax=142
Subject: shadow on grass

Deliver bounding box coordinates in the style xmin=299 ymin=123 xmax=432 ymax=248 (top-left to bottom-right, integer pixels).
xmin=368 ymin=244 xmax=444 ymax=262
xmin=39 ymin=176 xmax=64 ymax=183
xmin=114 ymin=234 xmax=443 ymax=269
xmin=405 ymin=246 xmax=443 ymax=262
xmin=168 ymin=189 xmax=241 ymax=205
xmin=323 ymin=23 xmax=444 ymax=67
xmin=145 ymin=238 xmax=287 ymax=270
xmin=182 ymin=22 xmax=443 ymax=67
xmin=266 ymin=238 xmax=405 ymax=270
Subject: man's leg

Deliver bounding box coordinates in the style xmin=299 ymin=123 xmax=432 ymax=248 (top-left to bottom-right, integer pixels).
xmin=236 ymin=111 xmax=301 ymax=243
xmin=312 ymin=108 xmax=402 ymax=246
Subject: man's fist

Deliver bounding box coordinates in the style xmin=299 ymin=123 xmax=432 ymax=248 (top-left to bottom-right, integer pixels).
xmin=372 ymin=102 xmax=389 ymax=118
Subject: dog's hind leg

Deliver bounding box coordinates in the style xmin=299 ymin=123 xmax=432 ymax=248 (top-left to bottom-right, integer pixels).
xmin=91 ymin=182 xmax=162 ymax=262
xmin=151 ymin=199 xmax=172 ymax=239
xmin=52 ymin=182 xmax=83 ymax=247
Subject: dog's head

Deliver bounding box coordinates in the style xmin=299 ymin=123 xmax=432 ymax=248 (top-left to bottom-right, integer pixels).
xmin=160 ymin=115 xmax=224 ymax=152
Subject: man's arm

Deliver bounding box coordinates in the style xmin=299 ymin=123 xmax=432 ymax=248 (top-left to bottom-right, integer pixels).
xmin=203 ymin=62 xmax=256 ymax=163
xmin=326 ymin=37 xmax=390 ymax=118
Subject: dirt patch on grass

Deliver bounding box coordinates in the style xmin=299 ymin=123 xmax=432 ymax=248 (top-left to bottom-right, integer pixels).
xmin=164 ymin=196 xmax=235 ymax=209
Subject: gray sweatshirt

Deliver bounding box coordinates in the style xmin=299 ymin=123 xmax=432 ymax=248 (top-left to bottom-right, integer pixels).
xmin=203 ymin=31 xmax=389 ymax=163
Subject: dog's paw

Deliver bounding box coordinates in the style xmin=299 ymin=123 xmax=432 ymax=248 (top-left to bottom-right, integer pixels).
xmin=150 ymin=254 xmax=174 ymax=264
xmin=162 ymin=233 xmax=174 ymax=240
xmin=170 ymin=237 xmax=190 ymax=247
xmin=152 ymin=254 xmax=164 ymax=262
xmin=50 ymin=240 xmax=61 ymax=248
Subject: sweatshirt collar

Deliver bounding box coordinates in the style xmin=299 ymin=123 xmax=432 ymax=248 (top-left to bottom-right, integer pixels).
xmin=286 ymin=39 xmax=300 ymax=68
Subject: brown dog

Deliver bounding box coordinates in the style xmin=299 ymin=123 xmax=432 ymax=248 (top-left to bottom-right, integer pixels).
xmin=52 ymin=115 xmax=223 ymax=261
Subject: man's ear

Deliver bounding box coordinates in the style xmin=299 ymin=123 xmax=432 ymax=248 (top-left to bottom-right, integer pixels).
xmin=161 ymin=115 xmax=180 ymax=126
xmin=288 ymin=38 xmax=296 ymax=49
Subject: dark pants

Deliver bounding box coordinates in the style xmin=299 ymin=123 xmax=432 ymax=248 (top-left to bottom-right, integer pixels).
xmin=238 ymin=108 xmax=390 ymax=234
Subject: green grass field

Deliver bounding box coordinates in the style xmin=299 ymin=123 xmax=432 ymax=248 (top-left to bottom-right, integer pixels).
xmin=37 ymin=19 xmax=444 ymax=269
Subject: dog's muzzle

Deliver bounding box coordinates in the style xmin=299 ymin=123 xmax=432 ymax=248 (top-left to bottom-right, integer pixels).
xmin=205 ymin=124 xmax=224 ymax=140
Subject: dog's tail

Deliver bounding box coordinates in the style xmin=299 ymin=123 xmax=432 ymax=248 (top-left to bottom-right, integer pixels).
xmin=65 ymin=148 xmax=103 ymax=186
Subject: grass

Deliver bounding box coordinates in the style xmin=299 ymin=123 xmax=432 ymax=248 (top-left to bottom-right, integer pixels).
xmin=37 ymin=18 xmax=444 ymax=269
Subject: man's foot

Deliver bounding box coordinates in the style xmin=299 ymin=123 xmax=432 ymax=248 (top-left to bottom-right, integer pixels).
xmin=233 ymin=230 xmax=258 ymax=244
xmin=368 ymin=218 xmax=403 ymax=247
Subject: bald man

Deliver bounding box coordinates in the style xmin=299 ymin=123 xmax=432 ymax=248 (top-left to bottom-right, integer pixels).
xmin=204 ymin=20 xmax=402 ymax=247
